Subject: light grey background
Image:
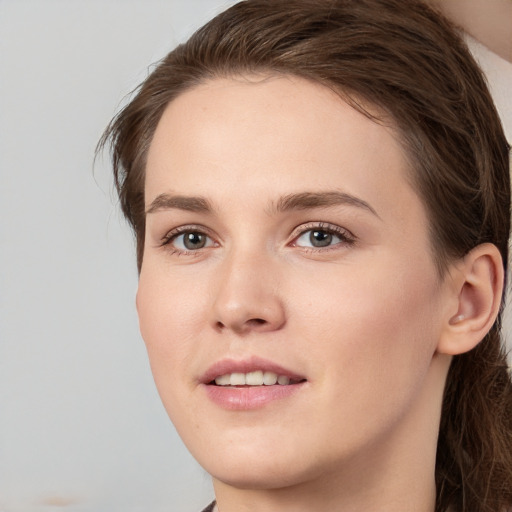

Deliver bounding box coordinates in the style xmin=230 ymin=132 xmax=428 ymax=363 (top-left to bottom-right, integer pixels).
xmin=0 ymin=2 xmax=237 ymax=511
xmin=0 ymin=2 xmax=510 ymax=511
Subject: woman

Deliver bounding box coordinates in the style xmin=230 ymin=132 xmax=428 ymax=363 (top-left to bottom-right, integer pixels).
xmin=99 ymin=0 xmax=512 ymax=510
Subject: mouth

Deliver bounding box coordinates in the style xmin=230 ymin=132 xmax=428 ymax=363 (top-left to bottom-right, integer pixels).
xmin=210 ymin=370 xmax=305 ymax=387
xmin=202 ymin=356 xmax=306 ymax=386
xmin=201 ymin=357 xmax=307 ymax=410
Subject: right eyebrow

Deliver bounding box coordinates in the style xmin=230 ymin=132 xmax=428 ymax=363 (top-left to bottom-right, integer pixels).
xmin=145 ymin=193 xmax=213 ymax=214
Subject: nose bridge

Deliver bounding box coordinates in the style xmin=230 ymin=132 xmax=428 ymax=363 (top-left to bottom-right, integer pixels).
xmin=211 ymin=243 xmax=285 ymax=333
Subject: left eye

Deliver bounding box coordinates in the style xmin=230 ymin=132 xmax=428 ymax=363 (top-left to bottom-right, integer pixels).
xmin=294 ymin=229 xmax=344 ymax=248
xmin=171 ymin=231 xmax=214 ymax=251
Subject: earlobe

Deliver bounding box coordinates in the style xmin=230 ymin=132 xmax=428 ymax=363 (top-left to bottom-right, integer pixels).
xmin=437 ymin=243 xmax=504 ymax=356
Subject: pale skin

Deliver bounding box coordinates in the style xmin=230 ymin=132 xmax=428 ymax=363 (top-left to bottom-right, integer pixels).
xmin=137 ymin=75 xmax=503 ymax=512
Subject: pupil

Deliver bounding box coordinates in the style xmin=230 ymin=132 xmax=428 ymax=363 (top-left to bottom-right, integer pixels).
xmin=310 ymin=230 xmax=332 ymax=247
xmin=184 ymin=232 xmax=206 ymax=249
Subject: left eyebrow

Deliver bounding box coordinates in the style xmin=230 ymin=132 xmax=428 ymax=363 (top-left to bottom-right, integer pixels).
xmin=270 ymin=191 xmax=380 ymax=218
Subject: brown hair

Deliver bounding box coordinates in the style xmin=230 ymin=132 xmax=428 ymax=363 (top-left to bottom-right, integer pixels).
xmin=99 ymin=0 xmax=512 ymax=510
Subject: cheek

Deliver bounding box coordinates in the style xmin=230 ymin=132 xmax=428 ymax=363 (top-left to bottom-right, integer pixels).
xmin=136 ymin=268 xmax=208 ymax=387
xmin=292 ymin=255 xmax=441 ymax=394
xmin=281 ymin=261 xmax=442 ymax=456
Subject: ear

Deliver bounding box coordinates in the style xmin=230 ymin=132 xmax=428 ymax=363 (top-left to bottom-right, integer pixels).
xmin=437 ymin=243 xmax=504 ymax=356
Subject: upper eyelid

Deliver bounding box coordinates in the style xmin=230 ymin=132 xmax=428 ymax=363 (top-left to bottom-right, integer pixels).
xmin=290 ymin=221 xmax=355 ymax=239
xmin=162 ymin=221 xmax=352 ymax=235
xmin=160 ymin=224 xmax=216 ymax=245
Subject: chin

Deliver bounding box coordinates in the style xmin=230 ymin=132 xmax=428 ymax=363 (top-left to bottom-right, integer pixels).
xmin=188 ymin=430 xmax=336 ymax=491
xmin=206 ymin=457 xmax=317 ymax=491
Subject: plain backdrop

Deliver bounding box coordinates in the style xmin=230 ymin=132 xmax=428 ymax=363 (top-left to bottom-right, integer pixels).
xmin=0 ymin=2 xmax=510 ymax=511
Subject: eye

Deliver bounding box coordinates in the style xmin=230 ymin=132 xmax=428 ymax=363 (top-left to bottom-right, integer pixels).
xmin=295 ymin=229 xmax=341 ymax=248
xmin=297 ymin=230 xmax=339 ymax=248
xmin=176 ymin=232 xmax=211 ymax=250
xmin=162 ymin=228 xmax=215 ymax=253
xmin=292 ymin=224 xmax=355 ymax=249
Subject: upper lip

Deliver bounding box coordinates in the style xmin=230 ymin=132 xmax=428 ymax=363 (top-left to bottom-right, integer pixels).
xmin=201 ymin=356 xmax=306 ymax=384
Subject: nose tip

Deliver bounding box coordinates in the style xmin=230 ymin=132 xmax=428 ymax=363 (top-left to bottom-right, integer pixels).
xmin=211 ymin=255 xmax=286 ymax=335
xmin=214 ymin=306 xmax=286 ymax=334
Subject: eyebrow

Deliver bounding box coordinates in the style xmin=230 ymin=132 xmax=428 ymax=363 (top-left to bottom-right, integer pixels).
xmin=145 ymin=190 xmax=379 ymax=218
xmin=146 ymin=194 xmax=213 ymax=214
xmin=271 ymin=191 xmax=380 ymax=218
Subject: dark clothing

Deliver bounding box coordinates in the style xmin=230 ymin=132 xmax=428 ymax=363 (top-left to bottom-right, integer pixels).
xmin=201 ymin=502 xmax=216 ymax=512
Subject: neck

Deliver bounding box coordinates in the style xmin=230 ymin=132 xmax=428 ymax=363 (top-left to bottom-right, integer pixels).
xmin=212 ymin=353 xmax=450 ymax=512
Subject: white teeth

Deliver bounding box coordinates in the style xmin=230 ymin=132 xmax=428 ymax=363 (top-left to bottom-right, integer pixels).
xmin=230 ymin=373 xmax=246 ymax=386
xmin=213 ymin=371 xmax=295 ymax=386
xmin=214 ymin=374 xmax=231 ymax=386
xmin=246 ymin=370 xmax=264 ymax=385
xmin=263 ymin=371 xmax=278 ymax=385
xmin=277 ymin=375 xmax=290 ymax=385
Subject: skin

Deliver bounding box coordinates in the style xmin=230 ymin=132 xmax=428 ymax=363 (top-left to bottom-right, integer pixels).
xmin=137 ymin=75 xmax=502 ymax=512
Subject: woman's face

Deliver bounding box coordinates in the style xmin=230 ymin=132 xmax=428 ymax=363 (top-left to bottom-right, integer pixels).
xmin=138 ymin=75 xmax=452 ymax=489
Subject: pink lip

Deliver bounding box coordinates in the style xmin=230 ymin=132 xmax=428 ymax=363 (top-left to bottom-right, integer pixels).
xmin=200 ymin=356 xmax=307 ymax=411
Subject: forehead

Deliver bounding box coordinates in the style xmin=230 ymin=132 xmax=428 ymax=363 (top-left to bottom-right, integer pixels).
xmin=145 ymin=75 xmax=423 ymax=229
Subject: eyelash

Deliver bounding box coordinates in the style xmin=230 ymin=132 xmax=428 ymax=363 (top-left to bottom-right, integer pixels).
xmin=160 ymin=222 xmax=356 ymax=255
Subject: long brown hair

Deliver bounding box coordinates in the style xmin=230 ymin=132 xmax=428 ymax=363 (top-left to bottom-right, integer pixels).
xmin=99 ymin=1 xmax=512 ymax=510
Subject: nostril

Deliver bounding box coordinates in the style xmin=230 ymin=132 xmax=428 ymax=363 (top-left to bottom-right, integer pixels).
xmin=248 ymin=318 xmax=267 ymax=327
xmin=214 ymin=318 xmax=267 ymax=332
xmin=214 ymin=317 xmax=269 ymax=333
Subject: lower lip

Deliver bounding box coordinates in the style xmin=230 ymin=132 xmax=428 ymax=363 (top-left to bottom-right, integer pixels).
xmin=203 ymin=382 xmax=305 ymax=410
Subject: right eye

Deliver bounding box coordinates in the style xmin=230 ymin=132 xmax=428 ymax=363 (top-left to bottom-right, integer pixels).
xmin=162 ymin=228 xmax=216 ymax=254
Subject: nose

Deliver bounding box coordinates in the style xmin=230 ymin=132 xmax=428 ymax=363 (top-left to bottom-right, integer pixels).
xmin=211 ymin=249 xmax=286 ymax=335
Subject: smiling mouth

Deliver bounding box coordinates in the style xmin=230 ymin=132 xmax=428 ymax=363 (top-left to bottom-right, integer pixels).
xmin=203 ymin=361 xmax=307 ymax=409
xmin=210 ymin=370 xmax=306 ymax=387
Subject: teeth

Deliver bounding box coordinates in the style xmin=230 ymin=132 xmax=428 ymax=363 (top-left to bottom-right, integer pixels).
xmin=263 ymin=371 xmax=278 ymax=385
xmin=277 ymin=375 xmax=290 ymax=385
xmin=246 ymin=370 xmax=263 ymax=385
xmin=230 ymin=373 xmax=246 ymax=386
xmin=214 ymin=371 xmax=296 ymax=386
xmin=214 ymin=374 xmax=231 ymax=385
